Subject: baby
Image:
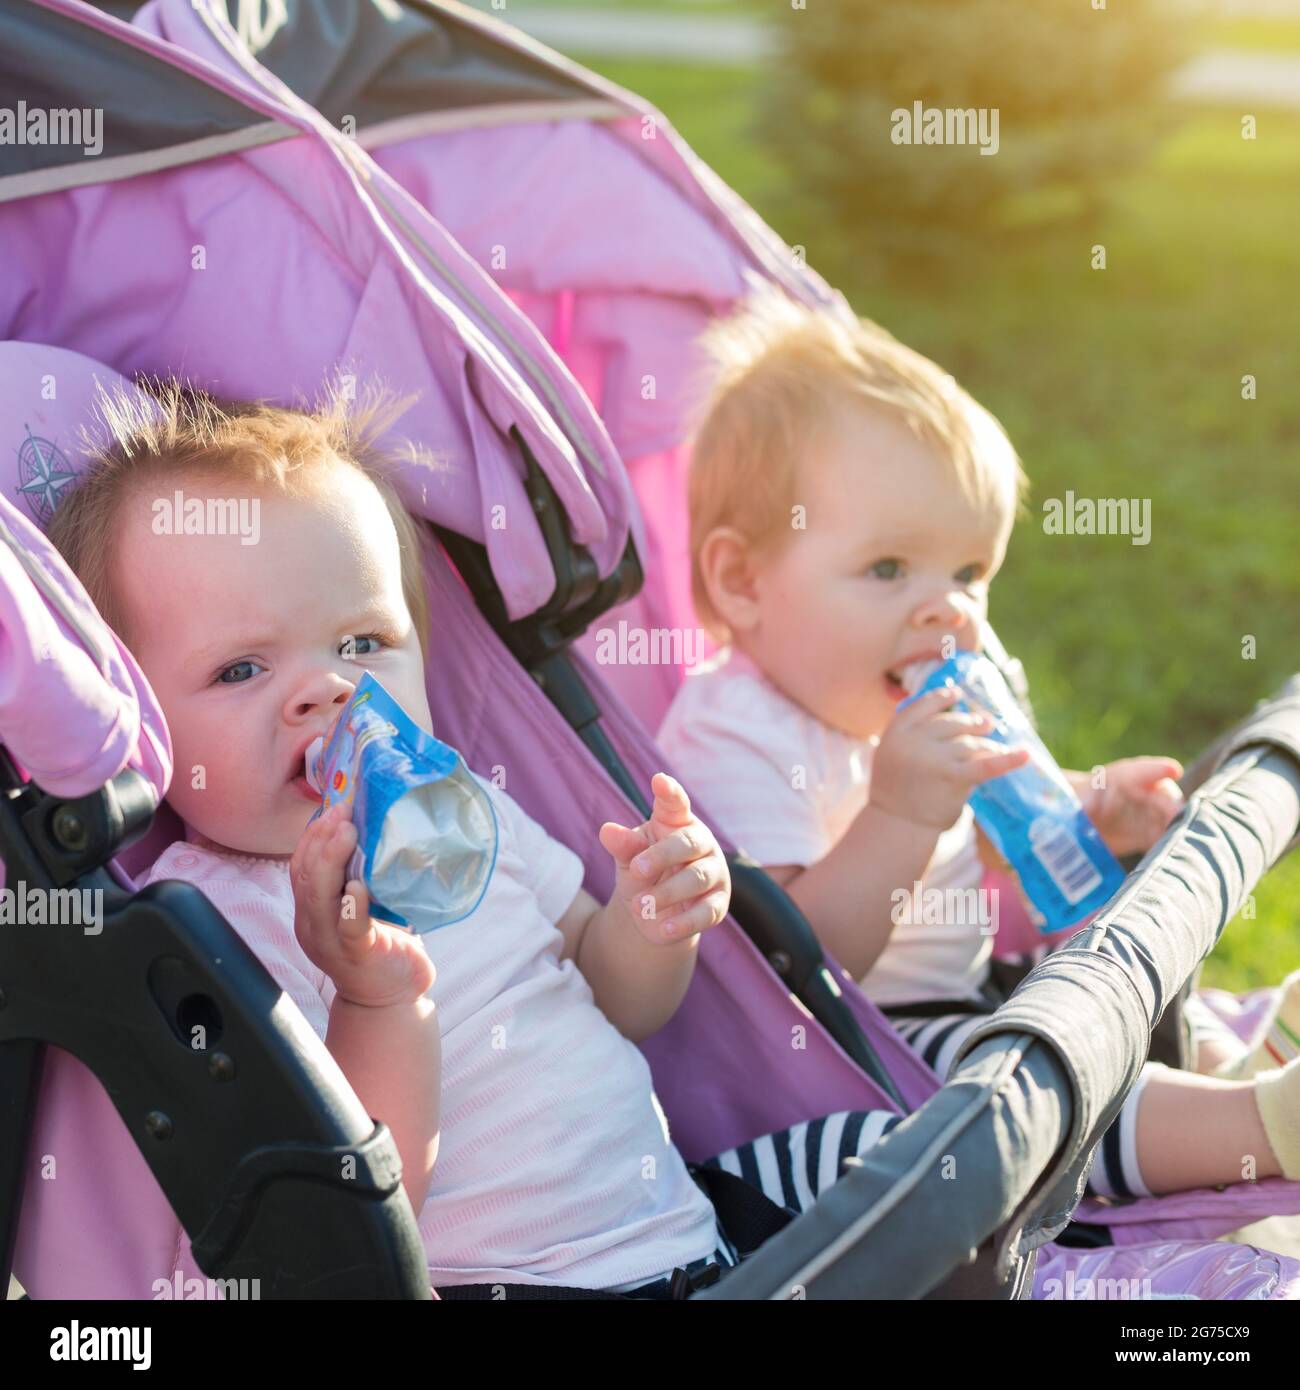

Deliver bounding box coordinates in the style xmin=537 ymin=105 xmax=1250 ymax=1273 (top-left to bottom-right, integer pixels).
xmin=46 ymin=381 xmax=926 ymax=1297
xmin=657 ymin=291 xmax=1300 ymax=1200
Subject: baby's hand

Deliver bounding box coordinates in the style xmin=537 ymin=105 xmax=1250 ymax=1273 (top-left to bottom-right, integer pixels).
xmin=598 ymin=773 xmax=731 ymax=945
xmin=290 ymin=802 xmax=436 ymax=1007
xmin=1076 ymin=757 xmax=1184 ymax=857
xmin=872 ymin=686 xmax=1031 ymax=830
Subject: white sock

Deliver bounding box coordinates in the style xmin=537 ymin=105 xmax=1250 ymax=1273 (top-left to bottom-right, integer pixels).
xmin=1254 ymin=1056 xmax=1300 ymax=1181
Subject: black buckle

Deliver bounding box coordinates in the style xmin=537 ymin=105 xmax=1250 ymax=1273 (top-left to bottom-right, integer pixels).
xmin=668 ymin=1260 xmax=723 ymax=1300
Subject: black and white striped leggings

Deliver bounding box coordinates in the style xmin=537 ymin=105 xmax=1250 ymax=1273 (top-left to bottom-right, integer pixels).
xmin=625 ymin=1088 xmax=1155 ymax=1299
xmin=704 ymin=1053 xmax=1161 ymax=1227
xmin=620 ymin=996 xmax=1246 ymax=1294
xmin=887 ymin=1010 xmax=1159 ymax=1199
xmin=702 ymin=989 xmax=1247 ymax=1240
xmin=620 ymin=1110 xmax=913 ymax=1293
xmin=886 ymin=988 xmax=1246 ymax=1198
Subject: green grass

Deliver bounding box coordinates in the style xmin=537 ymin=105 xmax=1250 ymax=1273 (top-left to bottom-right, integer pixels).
xmin=578 ymin=56 xmax=1300 ymax=991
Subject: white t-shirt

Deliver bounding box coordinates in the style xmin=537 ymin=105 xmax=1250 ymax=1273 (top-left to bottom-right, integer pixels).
xmin=658 ymin=647 xmax=992 ymax=1008
xmin=145 ymin=780 xmax=721 ymax=1290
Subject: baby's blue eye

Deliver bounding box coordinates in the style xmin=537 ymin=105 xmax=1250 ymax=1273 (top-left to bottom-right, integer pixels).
xmin=868 ymin=558 xmax=902 ymax=580
xmin=955 ymin=564 xmax=984 ymax=586
xmin=217 ymin=660 xmax=262 ymax=685
xmin=344 ymin=634 xmax=386 ymax=658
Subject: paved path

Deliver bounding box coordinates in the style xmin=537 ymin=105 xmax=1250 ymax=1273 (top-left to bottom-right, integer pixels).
xmin=485 ymin=6 xmax=1300 ymax=107
xmin=1174 ymin=47 xmax=1300 ymax=103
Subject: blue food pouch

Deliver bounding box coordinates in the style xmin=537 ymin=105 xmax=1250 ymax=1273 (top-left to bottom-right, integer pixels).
xmin=305 ymin=672 xmax=498 ymax=933
xmin=900 ymin=653 xmax=1125 ymax=933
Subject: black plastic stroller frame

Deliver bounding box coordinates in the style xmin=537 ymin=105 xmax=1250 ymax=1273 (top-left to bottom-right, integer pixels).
xmin=0 ymin=752 xmax=431 ymax=1299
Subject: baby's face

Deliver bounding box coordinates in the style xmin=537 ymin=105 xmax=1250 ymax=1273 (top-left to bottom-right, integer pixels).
xmin=116 ymin=458 xmax=433 ymax=856
xmin=745 ymin=401 xmax=1012 ymax=742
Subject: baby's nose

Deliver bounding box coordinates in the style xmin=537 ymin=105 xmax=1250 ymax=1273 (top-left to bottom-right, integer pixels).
xmin=916 ymin=589 xmax=974 ymax=628
xmin=288 ymin=670 xmax=354 ymax=723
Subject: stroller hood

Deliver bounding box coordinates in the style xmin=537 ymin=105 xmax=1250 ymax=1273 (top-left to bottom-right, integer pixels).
xmin=137 ymin=0 xmax=856 ymax=733
xmin=3 ymin=0 xmax=640 ymax=625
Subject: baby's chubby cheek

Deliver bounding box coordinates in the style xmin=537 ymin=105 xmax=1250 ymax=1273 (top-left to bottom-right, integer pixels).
xmin=163 ymin=769 xmax=236 ymax=841
xmin=164 ymin=740 xmax=302 ymax=852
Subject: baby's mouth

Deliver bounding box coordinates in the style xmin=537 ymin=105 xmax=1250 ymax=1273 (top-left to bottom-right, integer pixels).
xmin=885 ymin=658 xmax=944 ymax=700
xmin=289 ymin=753 xmax=319 ymax=802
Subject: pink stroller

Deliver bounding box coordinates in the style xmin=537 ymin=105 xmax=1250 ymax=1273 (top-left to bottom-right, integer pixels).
xmin=2 ymin=0 xmax=1300 ymax=1300
xmin=153 ymin=0 xmax=1300 ymax=1279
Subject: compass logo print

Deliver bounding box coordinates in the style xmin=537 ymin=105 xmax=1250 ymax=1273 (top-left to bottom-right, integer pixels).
xmin=16 ymin=426 xmax=78 ymax=527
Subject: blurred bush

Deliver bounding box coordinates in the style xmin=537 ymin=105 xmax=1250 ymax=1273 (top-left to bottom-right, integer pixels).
xmin=759 ymin=0 xmax=1191 ymax=265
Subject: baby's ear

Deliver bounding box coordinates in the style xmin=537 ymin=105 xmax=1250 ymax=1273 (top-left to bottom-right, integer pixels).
xmin=698 ymin=526 xmax=761 ymax=636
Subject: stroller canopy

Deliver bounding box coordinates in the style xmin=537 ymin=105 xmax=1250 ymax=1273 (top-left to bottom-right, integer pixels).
xmin=2 ymin=0 xmax=640 ymax=619
xmin=135 ymin=0 xmax=855 ymax=731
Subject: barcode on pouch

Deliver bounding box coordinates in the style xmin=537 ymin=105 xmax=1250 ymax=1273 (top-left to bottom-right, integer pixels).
xmin=1028 ymin=817 xmax=1102 ymax=905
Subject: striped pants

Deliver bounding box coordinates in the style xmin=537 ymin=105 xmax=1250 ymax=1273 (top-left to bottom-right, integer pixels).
xmin=619 ymin=1110 xmax=907 ymax=1295
xmin=623 ymin=1073 xmax=1172 ymax=1298
xmin=888 ymin=977 xmax=1250 ymax=1199
xmin=619 ymin=995 xmax=1250 ymax=1295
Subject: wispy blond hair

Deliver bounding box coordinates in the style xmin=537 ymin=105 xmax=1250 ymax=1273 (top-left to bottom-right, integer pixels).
xmin=687 ymin=289 xmax=1028 ymax=637
xmin=47 ymin=378 xmax=433 ymax=656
